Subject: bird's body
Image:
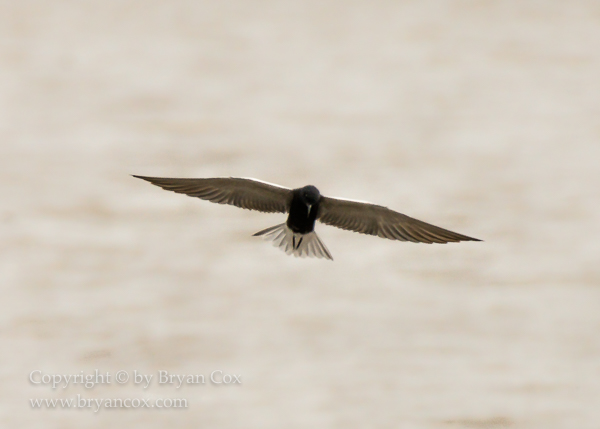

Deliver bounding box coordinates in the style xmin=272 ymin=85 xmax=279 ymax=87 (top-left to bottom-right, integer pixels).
xmin=286 ymin=186 xmax=320 ymax=234
xmin=253 ymin=185 xmax=332 ymax=259
xmin=133 ymin=175 xmax=481 ymax=260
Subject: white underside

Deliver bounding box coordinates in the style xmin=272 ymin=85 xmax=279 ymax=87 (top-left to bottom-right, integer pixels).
xmin=253 ymin=223 xmax=333 ymax=260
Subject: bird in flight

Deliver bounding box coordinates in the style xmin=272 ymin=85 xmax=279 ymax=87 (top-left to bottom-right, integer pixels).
xmin=133 ymin=176 xmax=481 ymax=260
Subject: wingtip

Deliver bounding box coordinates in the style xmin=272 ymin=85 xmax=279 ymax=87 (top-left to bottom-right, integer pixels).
xmin=132 ymin=175 xmax=154 ymax=182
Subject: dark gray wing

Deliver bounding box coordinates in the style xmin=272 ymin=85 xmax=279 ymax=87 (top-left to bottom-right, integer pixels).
xmin=317 ymin=196 xmax=481 ymax=243
xmin=133 ymin=176 xmax=292 ymax=213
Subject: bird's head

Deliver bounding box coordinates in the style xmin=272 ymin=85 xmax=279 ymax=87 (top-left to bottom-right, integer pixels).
xmin=300 ymin=185 xmax=321 ymax=205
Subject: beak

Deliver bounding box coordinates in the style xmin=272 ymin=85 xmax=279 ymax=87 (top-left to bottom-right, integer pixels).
xmin=307 ymin=203 xmax=313 ymax=216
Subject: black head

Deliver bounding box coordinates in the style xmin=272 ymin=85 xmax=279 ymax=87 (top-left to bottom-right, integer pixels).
xmin=299 ymin=185 xmax=321 ymax=205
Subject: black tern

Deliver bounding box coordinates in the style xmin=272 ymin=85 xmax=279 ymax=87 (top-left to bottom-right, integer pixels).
xmin=133 ymin=176 xmax=481 ymax=260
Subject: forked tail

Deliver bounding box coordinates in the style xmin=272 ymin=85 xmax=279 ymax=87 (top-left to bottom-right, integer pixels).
xmin=253 ymin=223 xmax=333 ymax=260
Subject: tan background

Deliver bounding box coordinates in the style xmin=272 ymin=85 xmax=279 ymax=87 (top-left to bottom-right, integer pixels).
xmin=2 ymin=1 xmax=600 ymax=428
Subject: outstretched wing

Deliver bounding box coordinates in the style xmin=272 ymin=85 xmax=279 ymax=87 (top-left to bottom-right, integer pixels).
xmin=133 ymin=176 xmax=292 ymax=213
xmin=317 ymin=196 xmax=481 ymax=243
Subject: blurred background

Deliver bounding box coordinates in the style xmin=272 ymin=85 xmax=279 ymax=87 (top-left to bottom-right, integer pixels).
xmin=2 ymin=1 xmax=599 ymax=428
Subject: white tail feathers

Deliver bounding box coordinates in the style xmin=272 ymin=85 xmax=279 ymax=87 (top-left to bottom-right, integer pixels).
xmin=253 ymin=223 xmax=333 ymax=260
